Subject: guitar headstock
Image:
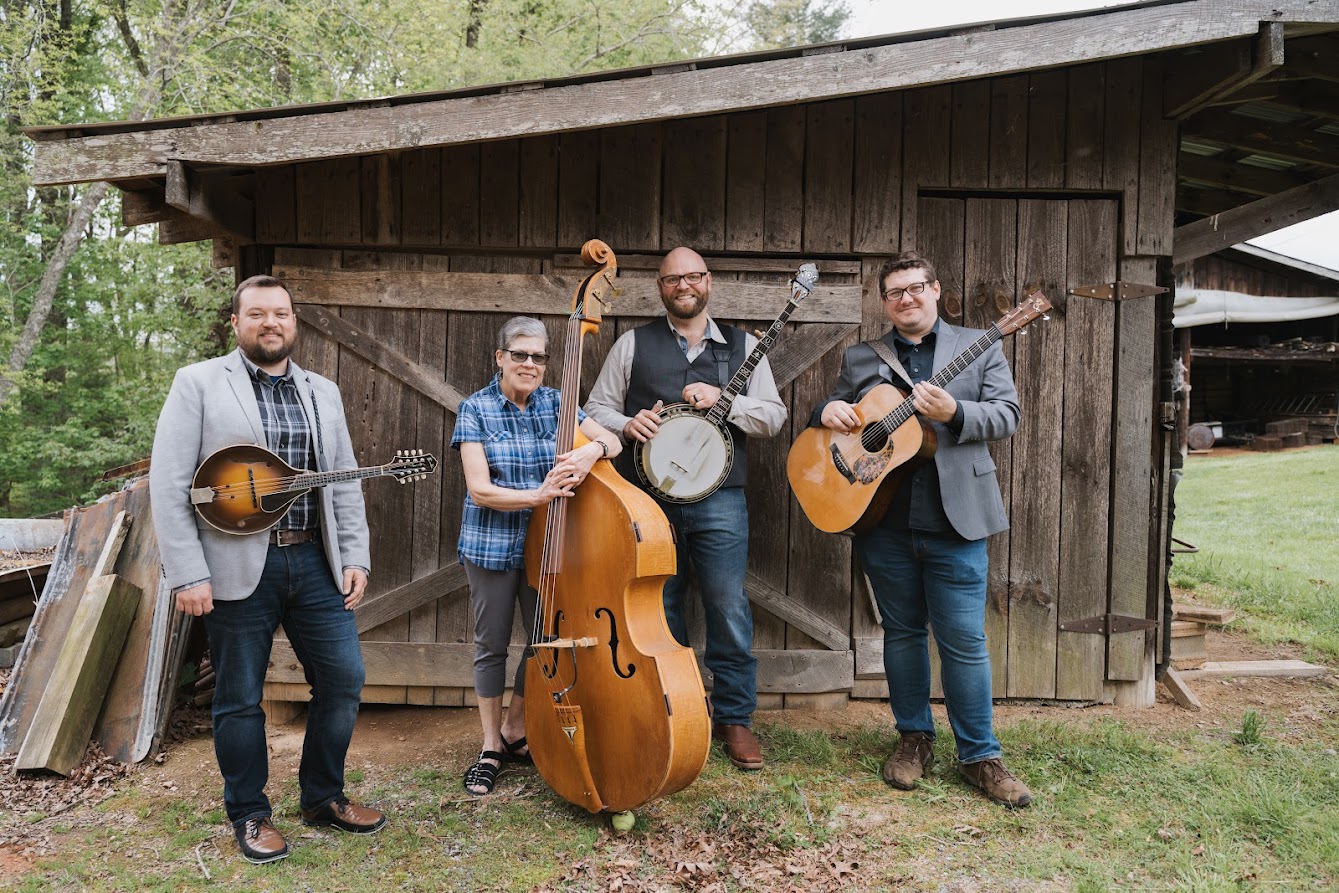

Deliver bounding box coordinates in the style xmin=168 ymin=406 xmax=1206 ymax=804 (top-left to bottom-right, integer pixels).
xmin=996 ymin=290 xmax=1053 ymax=336
xmin=388 ymin=449 xmax=439 ymax=483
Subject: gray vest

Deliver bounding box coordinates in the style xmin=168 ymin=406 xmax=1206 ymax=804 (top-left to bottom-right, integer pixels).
xmin=619 ymin=321 xmax=749 ymax=490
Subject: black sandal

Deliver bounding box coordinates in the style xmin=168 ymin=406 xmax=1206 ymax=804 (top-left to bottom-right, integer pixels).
xmin=501 ymin=735 xmax=532 ymax=764
xmin=463 ymin=751 xmax=505 ymax=796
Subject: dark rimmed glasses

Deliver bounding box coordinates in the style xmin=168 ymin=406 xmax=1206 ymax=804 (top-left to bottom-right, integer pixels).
xmin=658 ymin=271 xmax=708 ymax=288
xmin=504 ymin=350 xmax=549 ymax=366
xmin=882 ymin=281 xmax=933 ymax=301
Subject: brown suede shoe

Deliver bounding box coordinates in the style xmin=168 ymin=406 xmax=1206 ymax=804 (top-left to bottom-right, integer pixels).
xmin=235 ymin=817 xmax=289 ymax=864
xmin=712 ymin=723 xmax=764 ymax=771
xmin=300 ymin=797 xmax=388 ymax=834
xmin=959 ymin=758 xmax=1033 ymax=808
xmin=881 ymin=731 xmax=935 ymax=790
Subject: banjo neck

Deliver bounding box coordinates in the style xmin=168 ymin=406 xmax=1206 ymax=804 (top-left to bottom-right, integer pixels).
xmin=707 ymin=272 xmax=813 ymax=424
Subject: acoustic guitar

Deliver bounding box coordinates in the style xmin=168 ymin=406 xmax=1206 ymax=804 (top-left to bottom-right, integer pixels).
xmin=786 ymin=291 xmax=1051 ymax=535
xmin=189 ymin=443 xmax=437 ymax=534
xmin=634 ymin=263 xmax=818 ymax=503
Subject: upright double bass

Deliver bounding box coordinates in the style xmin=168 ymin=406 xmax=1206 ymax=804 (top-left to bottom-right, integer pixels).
xmin=523 ymin=240 xmax=711 ymax=814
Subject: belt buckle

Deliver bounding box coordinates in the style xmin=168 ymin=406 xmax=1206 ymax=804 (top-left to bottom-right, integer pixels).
xmin=273 ymin=529 xmax=300 ymax=547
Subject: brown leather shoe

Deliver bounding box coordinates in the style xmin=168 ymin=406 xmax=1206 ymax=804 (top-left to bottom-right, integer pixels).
xmin=959 ymin=758 xmax=1033 ymax=808
xmin=300 ymin=797 xmax=388 ymax=834
xmin=712 ymin=723 xmax=764 ymax=771
xmin=235 ymin=817 xmax=289 ymax=864
xmin=882 ymin=731 xmax=935 ymax=790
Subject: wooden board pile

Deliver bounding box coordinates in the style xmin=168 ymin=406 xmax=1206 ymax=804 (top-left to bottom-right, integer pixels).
xmin=0 ymin=563 xmax=48 ymax=669
xmin=1251 ymin=416 xmax=1337 ymax=451
xmin=0 ymin=479 xmax=192 ymax=777
xmin=1170 ymin=603 xmax=1236 ymax=670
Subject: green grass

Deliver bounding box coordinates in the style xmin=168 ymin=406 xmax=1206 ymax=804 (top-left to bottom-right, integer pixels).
xmin=1171 ymin=446 xmax=1339 ymax=660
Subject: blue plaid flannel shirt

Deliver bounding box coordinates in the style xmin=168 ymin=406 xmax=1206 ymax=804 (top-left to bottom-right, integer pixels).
xmin=242 ymin=352 xmax=318 ymax=531
xmin=451 ymin=374 xmax=585 ymax=570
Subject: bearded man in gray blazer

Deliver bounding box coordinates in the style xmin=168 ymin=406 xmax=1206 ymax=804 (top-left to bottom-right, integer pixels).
xmin=811 ymin=251 xmax=1031 ymax=809
xmin=150 ymin=275 xmax=386 ymax=864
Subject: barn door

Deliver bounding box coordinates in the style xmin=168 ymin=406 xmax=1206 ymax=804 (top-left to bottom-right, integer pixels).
xmin=914 ymin=195 xmax=1132 ymax=701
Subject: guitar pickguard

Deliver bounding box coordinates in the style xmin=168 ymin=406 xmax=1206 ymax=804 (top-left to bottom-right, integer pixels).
xmin=852 ymin=451 xmax=893 ymax=484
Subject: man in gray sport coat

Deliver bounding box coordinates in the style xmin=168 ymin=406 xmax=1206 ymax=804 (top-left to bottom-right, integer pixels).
xmin=150 ymin=275 xmax=386 ymax=863
xmin=811 ymin=250 xmax=1032 ymax=808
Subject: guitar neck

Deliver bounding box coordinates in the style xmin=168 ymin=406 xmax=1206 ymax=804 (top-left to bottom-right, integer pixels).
xmin=880 ymin=324 xmax=1003 ymax=431
xmin=287 ymin=465 xmax=392 ymax=492
xmin=709 ymin=299 xmax=800 ymax=422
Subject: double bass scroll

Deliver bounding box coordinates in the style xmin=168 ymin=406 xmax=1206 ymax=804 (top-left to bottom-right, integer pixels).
xmin=523 ymin=239 xmax=711 ymax=814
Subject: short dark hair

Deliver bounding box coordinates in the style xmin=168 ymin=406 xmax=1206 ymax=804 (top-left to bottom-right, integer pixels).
xmin=232 ymin=274 xmax=293 ymax=316
xmin=877 ymin=251 xmax=938 ymax=287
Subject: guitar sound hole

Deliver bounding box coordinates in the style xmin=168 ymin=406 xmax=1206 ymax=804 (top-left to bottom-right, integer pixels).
xmin=860 ymin=428 xmax=890 ymax=453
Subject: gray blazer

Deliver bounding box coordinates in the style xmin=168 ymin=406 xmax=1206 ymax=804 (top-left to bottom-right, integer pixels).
xmin=810 ymin=322 xmax=1020 ymax=541
xmin=149 ymin=349 xmax=371 ymax=601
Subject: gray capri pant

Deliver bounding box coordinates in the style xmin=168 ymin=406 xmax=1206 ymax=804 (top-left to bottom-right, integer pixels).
xmin=464 ymin=559 xmax=539 ymax=699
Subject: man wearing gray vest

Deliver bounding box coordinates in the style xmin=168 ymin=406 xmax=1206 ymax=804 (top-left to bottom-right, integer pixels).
xmin=585 ymin=247 xmax=786 ymax=770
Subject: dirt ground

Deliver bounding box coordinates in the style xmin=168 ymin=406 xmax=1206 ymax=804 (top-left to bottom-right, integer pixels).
xmin=2 ymin=626 xmax=1335 ymax=886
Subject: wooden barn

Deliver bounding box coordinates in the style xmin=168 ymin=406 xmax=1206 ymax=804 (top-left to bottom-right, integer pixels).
xmin=25 ymin=0 xmax=1339 ymax=710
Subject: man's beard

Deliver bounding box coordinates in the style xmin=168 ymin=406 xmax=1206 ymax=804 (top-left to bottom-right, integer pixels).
xmin=663 ymin=292 xmax=708 ymax=320
xmin=242 ymin=332 xmax=295 ymax=365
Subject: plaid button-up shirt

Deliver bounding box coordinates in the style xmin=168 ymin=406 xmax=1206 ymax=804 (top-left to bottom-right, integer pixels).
xmin=451 ymin=374 xmax=585 ymax=570
xmin=242 ymin=351 xmax=318 ymax=531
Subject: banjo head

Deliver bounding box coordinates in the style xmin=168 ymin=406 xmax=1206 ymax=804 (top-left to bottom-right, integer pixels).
xmin=635 ymin=407 xmax=734 ymax=503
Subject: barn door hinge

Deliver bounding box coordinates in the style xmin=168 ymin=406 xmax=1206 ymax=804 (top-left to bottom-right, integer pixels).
xmin=1058 ymin=613 xmax=1157 ymax=635
xmin=1069 ymin=281 xmax=1169 ymax=302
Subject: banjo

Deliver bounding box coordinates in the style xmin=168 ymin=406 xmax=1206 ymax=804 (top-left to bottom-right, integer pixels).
xmin=634 ymin=263 xmax=818 ymax=503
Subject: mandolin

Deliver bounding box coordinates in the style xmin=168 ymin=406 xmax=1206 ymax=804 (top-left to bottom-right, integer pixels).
xmin=634 ymin=263 xmax=818 ymax=503
xmin=189 ymin=444 xmax=437 ymax=534
xmin=787 ymin=291 xmax=1051 ymax=535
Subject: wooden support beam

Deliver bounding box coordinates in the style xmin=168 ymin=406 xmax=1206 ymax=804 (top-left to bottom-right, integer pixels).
xmin=15 ymin=574 xmax=141 ymax=776
xmin=164 ymin=161 xmax=255 ymax=239
xmin=1173 ymin=171 xmax=1339 ymax=264
xmin=766 ymin=323 xmax=859 ymax=392
xmin=1164 ymin=38 xmax=1256 ymax=119
xmin=1179 ymin=154 xmax=1311 ymax=197
xmin=745 ymin=571 xmax=848 ymax=652
xmin=297 ymin=305 xmax=471 ymax=413
xmin=1181 ymin=109 xmax=1339 ymax=169
xmin=280 ymin=265 xmax=862 ymax=324
xmin=120 ymin=187 xmax=171 ymax=226
xmin=28 ymin=1 xmax=1339 ymax=184
xmin=1284 ymin=35 xmax=1339 ymax=83
xmin=354 ymin=564 xmax=468 ymax=634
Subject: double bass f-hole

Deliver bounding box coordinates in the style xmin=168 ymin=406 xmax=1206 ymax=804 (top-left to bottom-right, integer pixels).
xmin=594 ymin=607 xmax=636 ymax=679
xmin=538 ymin=609 xmax=566 ymax=680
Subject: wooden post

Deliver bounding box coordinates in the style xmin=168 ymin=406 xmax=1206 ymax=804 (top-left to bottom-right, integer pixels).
xmin=16 ymin=574 xmax=141 ymax=775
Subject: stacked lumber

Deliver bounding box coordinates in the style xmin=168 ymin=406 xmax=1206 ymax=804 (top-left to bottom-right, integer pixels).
xmin=1170 ymin=603 xmax=1235 ymax=671
xmin=0 ymin=562 xmax=53 ymax=669
xmin=1248 ymin=435 xmax=1282 ymax=452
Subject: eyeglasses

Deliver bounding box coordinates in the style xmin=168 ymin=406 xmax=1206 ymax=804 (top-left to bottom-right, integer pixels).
xmin=882 ymin=281 xmax=933 ymax=301
xmin=657 ymin=271 xmax=708 ymax=288
xmin=503 ymin=350 xmax=549 ymax=366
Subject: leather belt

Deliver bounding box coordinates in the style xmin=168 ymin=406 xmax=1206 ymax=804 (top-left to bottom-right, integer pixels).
xmin=270 ymin=528 xmax=318 ymax=547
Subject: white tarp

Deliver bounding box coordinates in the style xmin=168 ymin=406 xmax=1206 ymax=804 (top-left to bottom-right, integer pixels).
xmin=1173 ymin=289 xmax=1339 ymax=328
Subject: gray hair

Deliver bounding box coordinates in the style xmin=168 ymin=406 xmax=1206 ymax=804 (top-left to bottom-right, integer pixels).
xmin=497 ymin=316 xmax=547 ymax=351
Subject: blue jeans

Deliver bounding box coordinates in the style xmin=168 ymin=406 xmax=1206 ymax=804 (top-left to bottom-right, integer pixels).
xmin=658 ymin=487 xmax=756 ymax=726
xmin=202 ymin=541 xmax=366 ymax=827
xmin=854 ymin=528 xmax=1001 ymax=764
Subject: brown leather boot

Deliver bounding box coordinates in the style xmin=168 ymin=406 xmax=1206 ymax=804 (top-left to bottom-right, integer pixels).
xmin=235 ymin=817 xmax=288 ymax=864
xmin=881 ymin=731 xmax=935 ymax=790
xmin=959 ymin=758 xmax=1033 ymax=808
xmin=300 ymin=797 xmax=388 ymax=833
xmin=712 ymin=723 xmax=764 ymax=771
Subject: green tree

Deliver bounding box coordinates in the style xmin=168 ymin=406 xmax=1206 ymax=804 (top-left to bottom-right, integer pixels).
xmin=741 ymin=0 xmax=850 ymax=50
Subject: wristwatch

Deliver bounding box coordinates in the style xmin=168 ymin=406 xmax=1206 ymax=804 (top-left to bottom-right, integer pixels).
xmin=597 ymin=439 xmax=610 ymax=457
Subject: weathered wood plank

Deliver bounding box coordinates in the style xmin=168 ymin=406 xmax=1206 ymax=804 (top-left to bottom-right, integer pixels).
xmin=767 ymin=323 xmax=859 ymax=392
xmin=951 ymin=80 xmax=990 ymax=187
xmin=361 ymin=153 xmax=401 ymax=246
xmin=600 ymin=123 xmax=661 ymax=251
xmin=1005 ymin=199 xmax=1065 ymax=699
xmin=744 ymin=571 xmax=848 ymax=653
xmin=852 ymin=92 xmax=901 ymax=254
xmin=255 ymin=166 xmax=297 ymax=243
xmin=1107 ymin=256 xmax=1157 ymax=681
xmin=479 ymin=138 xmax=519 ymax=248
xmin=803 ymin=100 xmax=854 ymax=253
xmin=964 ymin=197 xmax=1017 ymax=696
xmin=663 ymin=116 xmax=726 ymax=250
xmin=38 ymin=0 xmax=1339 ymax=183
xmin=519 ymin=135 xmax=559 ymax=249
xmin=1027 ymin=70 xmax=1067 ymax=189
xmin=726 ymin=111 xmax=767 ymax=252
xmin=280 ymin=266 xmax=863 ymax=323
xmin=764 ymin=106 xmax=805 ymax=252
xmin=298 ymin=303 xmax=469 ymax=413
xmin=900 ymin=85 xmax=951 ymax=250
xmin=1056 ymin=199 xmax=1118 ymax=701
xmin=1137 ymin=56 xmax=1176 ymax=257
xmin=1065 ymin=63 xmax=1105 ymax=190
xmin=1173 ymin=171 xmax=1339 ymax=265
xmin=441 ymin=144 xmax=481 ymax=248
xmin=400 ymin=149 xmax=439 ymax=246
xmin=989 ymin=75 xmax=1029 ymax=189
xmin=553 ymin=254 xmax=862 ymax=275
xmin=16 ymin=574 xmax=140 ymax=776
xmin=556 ymin=130 xmax=599 ymax=248
xmin=354 ymin=564 xmax=468 ymax=635
xmin=1104 ymin=58 xmax=1142 ymax=258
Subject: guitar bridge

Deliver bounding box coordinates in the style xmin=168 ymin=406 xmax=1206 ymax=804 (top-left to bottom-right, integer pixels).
xmin=830 ymin=443 xmax=856 ymax=484
xmin=189 ymin=487 xmax=215 ymax=505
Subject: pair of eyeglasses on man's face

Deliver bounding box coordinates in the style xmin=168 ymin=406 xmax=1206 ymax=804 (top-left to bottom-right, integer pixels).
xmin=503 ymin=350 xmax=549 ymax=366
xmin=882 ymin=280 xmax=933 ymax=301
xmin=657 ymin=271 xmax=708 ymax=288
